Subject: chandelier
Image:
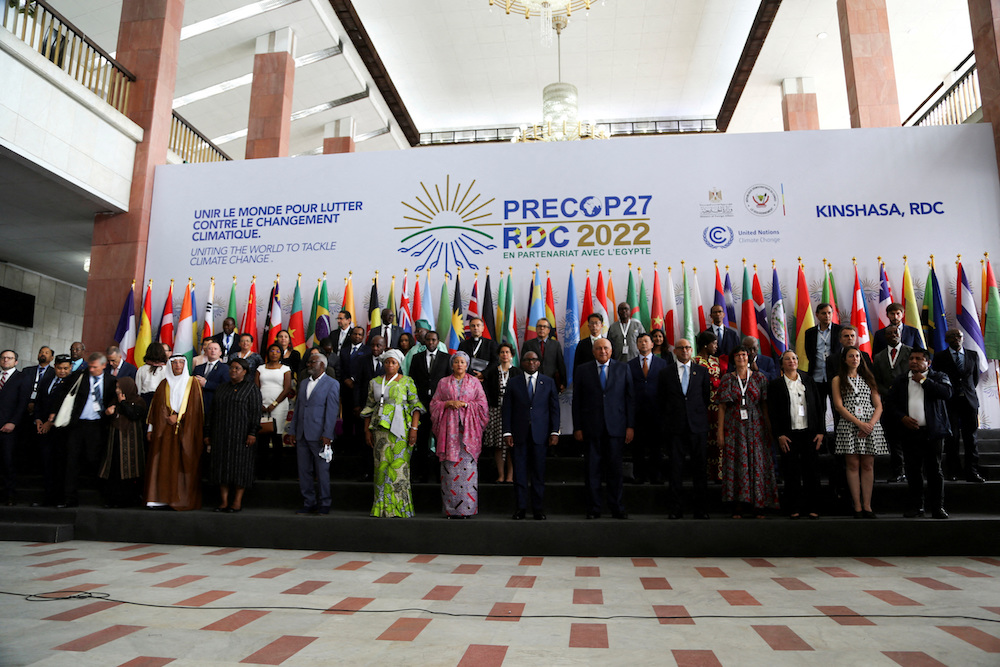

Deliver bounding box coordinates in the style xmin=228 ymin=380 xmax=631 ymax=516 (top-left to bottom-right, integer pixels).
xmin=488 ymin=0 xmax=598 ymax=46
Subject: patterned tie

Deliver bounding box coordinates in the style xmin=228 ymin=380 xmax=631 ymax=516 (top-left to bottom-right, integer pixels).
xmin=642 ymin=356 xmax=648 ymax=378
xmin=528 ymin=376 xmax=535 ymax=401
xmin=681 ymin=364 xmax=689 ymax=395
xmin=599 ymin=364 xmax=607 ymax=391
xmin=0 ymin=372 xmax=6 ymax=390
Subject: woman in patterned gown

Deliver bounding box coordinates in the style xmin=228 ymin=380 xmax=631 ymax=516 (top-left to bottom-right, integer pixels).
xmin=832 ymin=346 xmax=887 ymax=519
xmin=694 ymin=331 xmax=724 ymax=482
xmin=361 ymin=349 xmax=423 ymax=518
xmin=430 ymin=351 xmax=489 ymax=518
xmin=717 ymin=345 xmax=779 ymax=518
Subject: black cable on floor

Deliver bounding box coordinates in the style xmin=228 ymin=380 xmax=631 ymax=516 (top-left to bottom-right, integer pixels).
xmin=2 ymin=589 xmax=999 ymax=624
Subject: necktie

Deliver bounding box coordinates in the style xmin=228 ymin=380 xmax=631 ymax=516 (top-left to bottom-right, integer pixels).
xmin=428 ymin=353 xmax=434 ymax=370
xmin=353 ymin=345 xmax=360 ymax=355
xmin=642 ymin=356 xmax=648 ymax=378
xmin=92 ymin=378 xmax=102 ymax=406
xmin=207 ymin=362 xmax=215 ymax=376
xmin=539 ymin=340 xmax=545 ymax=359
xmin=681 ymin=363 xmax=689 ymax=394
xmin=955 ymin=350 xmax=962 ymax=366
xmin=528 ymin=376 xmax=535 ymax=401
xmin=0 ymin=372 xmax=6 ymax=390
xmin=50 ymin=377 xmax=61 ymax=394
xmin=599 ymin=364 xmax=607 ymax=391
xmin=890 ymin=348 xmax=897 ymax=363
xmin=112 ymin=365 xmax=119 ymax=377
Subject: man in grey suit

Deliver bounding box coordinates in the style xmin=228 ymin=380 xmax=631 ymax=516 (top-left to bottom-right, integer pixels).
xmin=872 ymin=324 xmax=911 ymax=483
xmin=290 ymin=354 xmax=340 ymax=515
xmin=607 ymin=302 xmax=645 ymax=363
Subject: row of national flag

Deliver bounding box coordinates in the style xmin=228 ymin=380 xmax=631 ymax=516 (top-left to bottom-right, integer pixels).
xmin=114 ymin=256 xmax=1000 ymax=376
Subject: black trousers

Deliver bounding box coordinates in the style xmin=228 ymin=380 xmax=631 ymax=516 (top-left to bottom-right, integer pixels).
xmin=631 ymin=414 xmax=663 ymax=483
xmin=943 ymin=400 xmax=979 ymax=477
xmin=882 ymin=416 xmax=905 ymax=477
xmin=410 ymin=415 xmax=436 ymax=483
xmin=780 ymin=429 xmax=821 ymax=515
xmin=902 ymin=427 xmax=944 ymax=512
xmin=584 ymin=431 xmax=624 ymax=515
xmin=0 ymin=430 xmax=16 ymax=500
xmin=668 ymin=428 xmax=707 ymax=515
xmin=38 ymin=428 xmax=67 ymax=505
xmin=65 ymin=420 xmax=104 ymax=505
xmin=513 ymin=435 xmax=548 ymax=512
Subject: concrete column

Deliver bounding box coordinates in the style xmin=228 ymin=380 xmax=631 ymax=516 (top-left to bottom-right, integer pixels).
xmin=323 ymin=117 xmax=356 ymax=154
xmin=246 ymin=28 xmax=296 ymax=159
xmin=82 ymin=0 xmax=184 ymax=350
xmin=781 ymin=78 xmax=820 ymax=131
xmin=969 ymin=0 xmax=1000 ymax=170
xmin=836 ymin=0 xmax=901 ymax=127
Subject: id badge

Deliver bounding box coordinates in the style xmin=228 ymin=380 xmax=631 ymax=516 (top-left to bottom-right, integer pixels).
xmin=740 ymin=408 xmax=749 ymax=420
xmin=798 ymin=405 xmax=806 ymax=417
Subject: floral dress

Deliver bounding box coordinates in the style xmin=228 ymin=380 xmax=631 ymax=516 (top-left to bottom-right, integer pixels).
xmin=718 ymin=371 xmax=779 ymax=510
xmin=430 ymin=376 xmax=490 ymax=517
xmin=361 ymin=375 xmax=424 ymax=517
xmin=695 ymin=353 xmax=723 ymax=481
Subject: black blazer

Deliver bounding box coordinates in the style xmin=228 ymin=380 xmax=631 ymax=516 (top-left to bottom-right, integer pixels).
xmin=872 ymin=345 xmax=911 ymax=397
xmin=573 ymin=337 xmax=599 ymax=370
xmin=368 ymin=324 xmax=402 ymax=350
xmin=22 ymin=365 xmax=55 ymax=409
xmin=193 ymin=361 xmax=230 ymax=413
xmin=330 ymin=327 xmax=353 ymax=354
xmin=211 ymin=332 xmax=241 ymax=358
xmin=502 ymin=371 xmax=560 ymax=444
xmin=353 ymin=354 xmax=384 ymax=405
xmin=627 ymin=354 xmax=668 ymax=417
xmin=803 ymin=323 xmax=843 ymax=377
xmin=35 ymin=372 xmax=68 ymax=423
xmin=0 ymin=369 xmax=30 ymax=426
xmin=767 ymin=372 xmax=825 ymax=438
xmin=571 ymin=360 xmax=634 ymax=438
xmin=872 ymin=324 xmax=924 ymax=354
xmin=61 ymin=370 xmax=117 ymax=428
xmin=521 ymin=336 xmax=567 ymax=389
xmin=483 ymin=365 xmax=522 ymax=408
xmin=887 ymin=369 xmax=953 ymax=439
xmin=339 ymin=342 xmax=371 ymax=384
xmin=701 ymin=326 xmax=740 ymax=359
xmin=931 ymin=347 xmax=980 ymax=410
xmin=458 ymin=337 xmax=499 ymax=376
xmin=409 ymin=348 xmax=451 ymax=408
xmin=656 ymin=361 xmax=711 ymax=435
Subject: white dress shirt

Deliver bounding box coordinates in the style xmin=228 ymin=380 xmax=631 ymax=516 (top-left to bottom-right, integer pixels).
xmin=907 ymin=371 xmax=926 ymax=426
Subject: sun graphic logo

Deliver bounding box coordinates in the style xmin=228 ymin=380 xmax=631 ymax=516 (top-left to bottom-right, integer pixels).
xmin=398 ymin=176 xmax=497 ymax=278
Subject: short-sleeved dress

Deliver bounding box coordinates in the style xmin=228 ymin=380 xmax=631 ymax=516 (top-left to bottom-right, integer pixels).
xmin=835 ymin=376 xmax=888 ymax=456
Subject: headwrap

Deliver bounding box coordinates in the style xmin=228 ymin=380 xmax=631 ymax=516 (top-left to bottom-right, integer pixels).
xmin=165 ymin=356 xmax=191 ymax=412
xmin=379 ymin=349 xmax=405 ymax=369
xmin=451 ymin=350 xmax=471 ymax=371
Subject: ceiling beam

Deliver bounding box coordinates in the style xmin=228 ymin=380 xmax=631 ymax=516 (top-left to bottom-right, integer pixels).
xmin=716 ymin=0 xmax=782 ymax=133
xmin=327 ymin=0 xmax=420 ymax=147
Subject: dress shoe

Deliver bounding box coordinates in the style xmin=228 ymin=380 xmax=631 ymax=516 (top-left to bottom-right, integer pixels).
xmin=296 ymin=506 xmax=316 ymax=515
xmin=861 ymin=510 xmax=878 ymax=519
xmin=316 ymin=507 xmax=330 ymax=515
xmin=533 ymin=512 xmax=546 ymax=521
xmin=967 ymin=473 xmax=986 ymax=483
xmin=585 ymin=513 xmax=601 ymax=520
xmin=214 ymin=506 xmax=227 ymax=512
xmin=225 ymin=507 xmax=242 ymax=513
xmin=888 ymin=474 xmax=906 ymax=483
xmin=612 ymin=512 xmax=629 ymax=520
xmin=853 ymin=511 xmax=864 ymax=519
xmin=511 ymin=509 xmax=526 ymax=520
xmin=668 ymin=512 xmax=683 ymax=520
xmin=931 ymin=508 xmax=949 ymax=520
xmin=945 ymin=473 xmax=960 ymax=482
xmin=694 ymin=512 xmax=710 ymax=520
xmin=902 ymin=509 xmax=925 ymax=518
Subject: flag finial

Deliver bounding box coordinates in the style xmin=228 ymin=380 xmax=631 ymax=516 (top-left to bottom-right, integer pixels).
xmin=742 ymin=258 xmax=746 ymax=265
xmin=771 ymin=259 xmax=775 ymax=269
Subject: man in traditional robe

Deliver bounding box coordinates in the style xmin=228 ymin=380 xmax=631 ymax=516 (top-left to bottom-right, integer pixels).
xmin=144 ymin=356 xmax=205 ymax=511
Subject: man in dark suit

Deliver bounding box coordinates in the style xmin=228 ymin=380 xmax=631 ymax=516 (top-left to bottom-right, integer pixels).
xmin=522 ymin=318 xmax=567 ymax=391
xmin=330 ymin=310 xmax=354 ymax=355
xmin=627 ymin=333 xmax=668 ymax=484
xmin=831 ymin=326 xmax=873 ymax=375
xmin=657 ymin=338 xmax=712 ymax=519
xmin=353 ymin=336 xmax=385 ymax=407
xmin=369 ymin=308 xmax=402 ymax=349
xmin=32 ymin=355 xmax=73 ymax=507
xmin=105 ymin=345 xmax=137 ymax=380
xmin=0 ymin=350 xmax=30 ymax=505
xmin=339 ymin=326 xmax=370 ymax=448
xmin=211 ymin=317 xmax=240 ymax=358
xmin=458 ymin=317 xmax=498 ymax=380
xmin=932 ymin=329 xmax=984 ymax=483
xmin=409 ymin=330 xmax=450 ymax=482
xmin=290 ymin=354 xmax=340 ymax=515
xmin=703 ymin=304 xmax=740 ymax=360
xmin=872 ymin=303 xmax=924 ymax=354
xmin=572 ymin=338 xmax=634 ymax=519
xmin=503 ymin=350 xmax=560 ymax=520
xmin=60 ymin=352 xmax=117 ymax=508
xmin=872 ymin=325 xmax=911 ymax=483
xmin=573 ymin=313 xmax=605 ymax=370
xmin=192 ymin=341 xmax=229 ymax=419
xmin=743 ymin=336 xmax=778 ymax=381
xmin=888 ymin=348 xmax=952 ymax=519
xmin=22 ymin=346 xmax=55 ymax=419
xmin=803 ymin=302 xmax=842 ymax=425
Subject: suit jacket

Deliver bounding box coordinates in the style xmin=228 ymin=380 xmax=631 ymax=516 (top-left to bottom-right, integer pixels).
xmin=701 ymin=325 xmax=741 ymax=359
xmin=211 ymin=332 xmax=241 ymax=358
xmin=887 ymin=369 xmax=952 ymax=438
xmin=767 ymin=372 xmax=825 ymax=438
xmin=571 ymin=359 xmax=634 ymax=438
xmin=330 ymin=327 xmax=353 ymax=354
xmin=339 ymin=342 xmax=371 ymax=387
xmin=63 ymin=370 xmax=117 ymax=428
xmin=752 ymin=354 xmax=779 ymax=382
xmin=573 ymin=336 xmax=602 ymax=370
xmin=354 ymin=353 xmax=384 ymax=404
xmin=22 ymin=364 xmax=55 ymax=407
xmin=932 ymin=347 xmax=980 ymax=410
xmin=368 ymin=324 xmax=402 ymax=350
xmin=872 ymin=344 xmax=912 ymax=397
xmin=458 ymin=336 xmax=499 ymax=376
xmin=521 ymin=336 xmax=567 ymax=388
xmin=607 ymin=319 xmax=646 ymax=362
xmin=0 ymin=369 xmax=30 ymax=426
xmin=292 ymin=374 xmax=341 ymax=442
xmin=656 ymin=360 xmax=711 ymax=435
xmin=105 ymin=360 xmax=137 ymax=381
xmin=409 ymin=347 xmax=451 ymax=408
xmin=627 ymin=354 xmax=668 ymax=419
xmin=803 ymin=323 xmax=843 ymax=379
xmin=872 ymin=324 xmax=924 ymax=354
xmin=35 ymin=372 xmax=68 ymax=423
xmin=193 ymin=360 xmax=230 ymax=412
xmin=502 ymin=371 xmax=560 ymax=444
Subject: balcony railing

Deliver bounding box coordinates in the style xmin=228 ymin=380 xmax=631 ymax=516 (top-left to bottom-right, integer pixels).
xmin=170 ymin=111 xmax=232 ymax=163
xmin=419 ymin=118 xmax=719 ymax=146
xmin=905 ymin=52 xmax=981 ymax=128
xmin=2 ymin=0 xmax=134 ymax=115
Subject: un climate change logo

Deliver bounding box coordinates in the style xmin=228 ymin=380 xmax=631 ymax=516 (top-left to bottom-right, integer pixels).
xmin=703 ymin=225 xmax=734 ymax=249
xmin=397 ymin=176 xmax=497 ymax=278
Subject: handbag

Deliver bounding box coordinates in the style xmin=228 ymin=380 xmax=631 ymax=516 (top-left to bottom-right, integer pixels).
xmin=53 ymin=375 xmax=84 ymax=428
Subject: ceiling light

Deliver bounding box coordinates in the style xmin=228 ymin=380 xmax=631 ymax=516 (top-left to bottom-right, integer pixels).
xmin=490 ymin=1 xmax=602 ymax=46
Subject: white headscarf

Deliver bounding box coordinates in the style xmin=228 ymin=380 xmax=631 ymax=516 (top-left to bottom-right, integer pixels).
xmin=379 ymin=349 xmax=405 ymax=370
xmin=165 ymin=356 xmax=191 ymax=410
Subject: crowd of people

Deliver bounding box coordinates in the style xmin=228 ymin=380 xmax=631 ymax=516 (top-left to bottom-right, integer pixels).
xmin=0 ymin=299 xmax=984 ymax=521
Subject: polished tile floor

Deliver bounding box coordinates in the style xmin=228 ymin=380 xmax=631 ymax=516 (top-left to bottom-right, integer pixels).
xmin=1 ymin=540 xmax=999 ymax=666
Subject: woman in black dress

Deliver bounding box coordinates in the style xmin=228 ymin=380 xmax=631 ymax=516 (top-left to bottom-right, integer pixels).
xmin=208 ymin=358 xmax=263 ymax=512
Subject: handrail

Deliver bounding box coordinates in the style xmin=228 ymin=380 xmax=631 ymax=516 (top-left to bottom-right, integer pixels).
xmin=2 ymin=0 xmax=135 ymax=115
xmin=912 ymin=64 xmax=980 ymax=127
xmin=170 ymin=111 xmax=232 ymax=163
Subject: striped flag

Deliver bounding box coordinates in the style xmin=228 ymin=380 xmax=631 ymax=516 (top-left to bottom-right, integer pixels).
xmin=503 ymin=271 xmax=519 ymax=362
xmin=752 ymin=267 xmax=772 ymax=357
xmin=289 ymin=276 xmax=306 ymax=356
xmin=386 ymin=274 xmax=397 ymax=324
xmin=343 ymin=274 xmax=356 ymax=328
xmin=650 ymin=265 xmax=665 ymax=339
xmin=713 ymin=262 xmax=729 ymax=328
xmin=606 ymin=270 xmax=616 ymax=316
xmin=795 ymin=261 xmax=815 ymax=371
xmin=565 ymin=267 xmax=580 ymax=385
xmin=113 ymin=283 xmax=137 ymax=366
xmin=690 ymin=267 xmax=706 ymax=333
xmin=663 ymin=266 xmax=678 ymax=345
xmin=368 ymin=277 xmax=382 ymax=334
xmin=723 ymin=267 xmax=737 ymax=331
xmin=158 ymin=280 xmax=174 ymax=348
xmin=740 ymin=262 xmax=755 ymax=343
xmin=957 ymin=260 xmax=988 ymax=372
xmin=448 ymin=273 xmax=463 ymax=354
xmin=240 ymin=277 xmax=258 ymax=352
xmin=921 ymin=259 xmax=948 ymax=354
xmin=175 ymin=280 xmax=194 ymax=369
xmin=769 ymin=265 xmax=788 ymax=355
xmin=202 ymin=278 xmax=215 ymax=341
xmin=545 ymin=273 xmax=557 ymax=336
xmin=418 ymin=273 xmax=433 ymax=331
xmin=482 ymin=274 xmax=496 ymax=340
xmin=496 ymin=271 xmax=507 ymax=343
xmin=465 ymin=276 xmax=479 ymax=336
xmin=638 ymin=268 xmax=651 ymax=332
xmin=437 ymin=274 xmax=452 ymax=341
xmin=135 ymin=280 xmax=153 ymax=367
xmin=265 ymin=279 xmax=281 ymax=347
xmin=580 ymin=271 xmax=594 ymax=340
xmin=526 ymin=266 xmax=545 ymax=341
xmin=851 ymin=264 xmax=872 ymax=355
xmin=189 ymin=282 xmax=199 ymax=352
xmin=681 ymin=264 xmax=696 ymax=344
xmin=984 ymin=257 xmax=1000 ymax=360
xmin=901 ymin=258 xmax=927 ymax=349
xmin=823 ymin=262 xmax=841 ymax=324
xmin=877 ymin=260 xmax=894 ymax=329
xmin=399 ymin=272 xmax=414 ymax=334
xmin=313 ymin=277 xmax=331 ymax=346
xmin=226 ymin=277 xmax=238 ymax=332
xmin=626 ymin=267 xmax=640 ymax=322
xmin=594 ymin=269 xmax=609 ymax=335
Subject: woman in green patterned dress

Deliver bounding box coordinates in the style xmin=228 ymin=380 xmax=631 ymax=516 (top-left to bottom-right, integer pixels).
xmin=361 ymin=349 xmax=423 ymax=517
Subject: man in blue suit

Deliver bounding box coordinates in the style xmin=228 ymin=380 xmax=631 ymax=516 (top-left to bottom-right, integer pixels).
xmin=658 ymin=338 xmax=712 ymax=519
xmin=743 ymin=336 xmax=778 ymax=382
xmin=105 ymin=345 xmax=138 ymax=380
xmin=702 ymin=304 xmax=740 ymax=361
xmin=627 ymin=333 xmax=668 ymax=484
xmin=503 ymin=350 xmax=560 ymax=520
xmin=339 ymin=326 xmax=370 ymax=449
xmin=572 ymin=338 xmax=634 ymax=519
xmin=192 ymin=341 xmax=230 ymax=419
xmin=290 ymin=354 xmax=340 ymax=515
xmin=872 ymin=303 xmax=924 ymax=354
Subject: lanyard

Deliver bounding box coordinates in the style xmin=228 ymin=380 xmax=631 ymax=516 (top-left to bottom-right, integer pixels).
xmin=736 ymin=370 xmax=752 ymax=404
xmin=379 ymin=373 xmax=399 ymax=409
xmin=619 ymin=321 xmax=630 ymax=340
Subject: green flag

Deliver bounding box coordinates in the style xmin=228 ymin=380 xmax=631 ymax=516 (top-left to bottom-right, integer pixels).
xmin=626 ymin=269 xmax=640 ymax=322
xmin=638 ymin=271 xmax=650 ymax=331
xmin=496 ymin=272 xmax=507 ymax=345
xmin=227 ymin=278 xmax=238 ymax=332
xmin=682 ymin=265 xmax=696 ymax=344
xmin=985 ymin=260 xmax=1000 ymax=360
xmin=437 ymin=275 xmax=451 ymax=340
xmin=307 ymin=279 xmax=320 ymax=344
xmin=504 ymin=272 xmax=519 ymax=362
